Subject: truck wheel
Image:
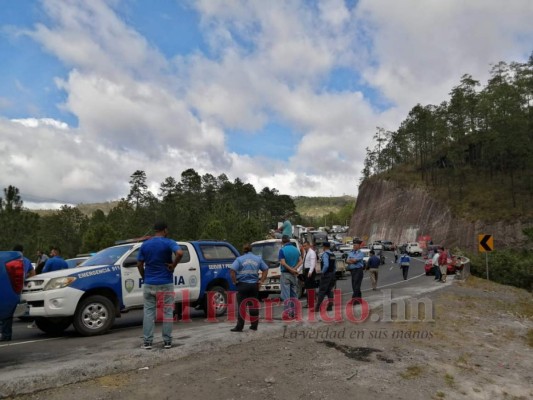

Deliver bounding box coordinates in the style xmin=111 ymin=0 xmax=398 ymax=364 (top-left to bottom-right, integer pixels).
xmin=203 ymin=285 xmax=228 ymax=317
xmin=73 ymin=295 xmax=115 ymax=336
xmin=34 ymin=317 xmax=72 ymax=336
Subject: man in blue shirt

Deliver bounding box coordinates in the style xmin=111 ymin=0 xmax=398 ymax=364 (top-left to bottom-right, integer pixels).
xmin=278 ymin=235 xmax=302 ymax=319
xmin=346 ymin=239 xmax=365 ymax=299
xmin=41 ymin=247 xmax=68 ymax=273
xmin=399 ymin=252 xmax=411 ymax=280
xmin=280 ymin=216 xmax=293 ymax=237
xmin=229 ymin=244 xmax=268 ymax=332
xmin=137 ymin=221 xmax=183 ymax=350
xmin=314 ymin=242 xmax=337 ymax=312
xmin=367 ymin=250 xmax=381 ymax=290
xmin=0 ymin=245 xmax=36 ymax=342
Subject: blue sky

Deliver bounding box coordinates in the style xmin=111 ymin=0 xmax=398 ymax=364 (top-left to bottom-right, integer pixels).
xmin=0 ymin=0 xmax=532 ymax=208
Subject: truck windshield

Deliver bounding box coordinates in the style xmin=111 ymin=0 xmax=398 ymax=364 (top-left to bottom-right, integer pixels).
xmin=82 ymin=245 xmax=134 ymax=267
xmin=251 ymin=242 xmax=298 ymax=268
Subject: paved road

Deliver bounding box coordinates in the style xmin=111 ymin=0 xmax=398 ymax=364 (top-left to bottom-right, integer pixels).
xmin=0 ymin=252 xmax=431 ymax=369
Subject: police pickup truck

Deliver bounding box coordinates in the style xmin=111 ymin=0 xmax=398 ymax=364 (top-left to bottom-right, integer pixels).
xmin=22 ymin=240 xmax=239 ymax=336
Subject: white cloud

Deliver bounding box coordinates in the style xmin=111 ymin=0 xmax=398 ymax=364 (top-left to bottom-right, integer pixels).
xmin=1 ymin=0 xmax=532 ymax=208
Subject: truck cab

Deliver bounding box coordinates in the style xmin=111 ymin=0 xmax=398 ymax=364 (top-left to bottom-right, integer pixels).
xmin=22 ymin=240 xmax=238 ymax=336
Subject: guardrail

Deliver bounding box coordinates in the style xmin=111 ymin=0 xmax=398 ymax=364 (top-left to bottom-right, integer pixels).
xmin=454 ymin=256 xmax=471 ymax=280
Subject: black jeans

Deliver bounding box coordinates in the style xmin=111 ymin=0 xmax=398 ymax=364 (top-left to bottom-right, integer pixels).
xmin=315 ymin=272 xmax=336 ymax=311
xmin=433 ymin=264 xmax=442 ymax=280
xmin=350 ymin=268 xmax=364 ymax=298
xmin=235 ymin=282 xmax=260 ymax=330
xmin=401 ymin=265 xmax=409 ymax=280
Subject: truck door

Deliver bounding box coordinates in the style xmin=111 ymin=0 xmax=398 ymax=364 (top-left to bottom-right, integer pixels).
xmin=121 ymin=248 xmax=144 ymax=308
xmin=173 ymin=243 xmax=200 ymax=303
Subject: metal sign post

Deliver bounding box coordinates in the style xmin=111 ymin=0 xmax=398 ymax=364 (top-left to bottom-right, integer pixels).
xmin=485 ymin=252 xmax=489 ymax=280
xmin=478 ymin=234 xmax=494 ymax=281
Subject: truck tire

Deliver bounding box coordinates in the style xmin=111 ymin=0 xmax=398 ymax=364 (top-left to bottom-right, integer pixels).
xmin=73 ymin=295 xmax=115 ymax=336
xmin=34 ymin=317 xmax=72 ymax=336
xmin=203 ymin=285 xmax=228 ymax=317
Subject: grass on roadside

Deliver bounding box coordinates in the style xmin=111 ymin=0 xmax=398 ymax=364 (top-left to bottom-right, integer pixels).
xmin=399 ymin=365 xmax=423 ymax=380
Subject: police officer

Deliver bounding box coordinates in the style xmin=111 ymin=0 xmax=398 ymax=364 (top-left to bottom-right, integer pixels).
xmin=314 ymin=242 xmax=337 ymax=312
xmin=346 ymin=239 xmax=365 ymax=299
xmin=229 ymin=243 xmax=268 ymax=332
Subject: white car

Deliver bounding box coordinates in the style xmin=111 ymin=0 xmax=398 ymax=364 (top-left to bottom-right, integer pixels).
xmin=370 ymin=242 xmax=383 ymax=251
xmin=406 ymin=242 xmax=423 ymax=256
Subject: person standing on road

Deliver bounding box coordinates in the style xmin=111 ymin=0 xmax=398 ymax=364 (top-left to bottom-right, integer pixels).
xmin=314 ymin=242 xmax=337 ymax=312
xmin=438 ymin=246 xmax=448 ymax=283
xmin=346 ymin=239 xmax=365 ymax=299
xmin=229 ymin=244 xmax=268 ymax=332
xmin=0 ymin=245 xmax=36 ymax=342
xmin=278 ymin=235 xmax=302 ymax=319
xmin=301 ymin=241 xmax=318 ymax=308
xmin=41 ymin=247 xmax=68 ymax=273
xmin=399 ymin=252 xmax=410 ymax=280
xmin=366 ymin=250 xmax=381 ymax=290
xmin=137 ymin=221 xmax=183 ymax=350
xmin=432 ymin=248 xmax=442 ymax=281
xmin=393 ymin=245 xmax=399 ymax=264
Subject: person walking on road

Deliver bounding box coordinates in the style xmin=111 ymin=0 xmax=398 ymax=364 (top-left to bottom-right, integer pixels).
xmin=0 ymin=245 xmax=35 ymax=342
xmin=399 ymin=252 xmax=410 ymax=280
xmin=229 ymin=244 xmax=268 ymax=332
xmin=278 ymin=235 xmax=302 ymax=319
xmin=366 ymin=250 xmax=381 ymax=290
xmin=137 ymin=221 xmax=183 ymax=350
xmin=346 ymin=239 xmax=365 ymax=299
xmin=393 ymin=245 xmax=399 ymax=264
xmin=314 ymin=242 xmax=337 ymax=312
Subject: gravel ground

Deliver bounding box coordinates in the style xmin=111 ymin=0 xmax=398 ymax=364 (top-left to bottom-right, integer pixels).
xmin=7 ymin=277 xmax=533 ymax=400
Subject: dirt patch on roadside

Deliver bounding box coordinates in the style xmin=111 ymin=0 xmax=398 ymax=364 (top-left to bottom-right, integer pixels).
xmin=11 ymin=277 xmax=533 ymax=400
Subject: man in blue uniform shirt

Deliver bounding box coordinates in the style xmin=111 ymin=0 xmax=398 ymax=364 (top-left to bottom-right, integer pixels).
xmin=346 ymin=239 xmax=365 ymax=299
xmin=278 ymin=235 xmax=302 ymax=319
xmin=137 ymin=221 xmax=183 ymax=350
xmin=229 ymin=244 xmax=268 ymax=332
xmin=314 ymin=242 xmax=337 ymax=312
xmin=41 ymin=247 xmax=68 ymax=273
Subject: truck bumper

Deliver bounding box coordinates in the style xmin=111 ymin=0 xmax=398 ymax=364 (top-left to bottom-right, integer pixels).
xmin=22 ymin=287 xmax=85 ymax=317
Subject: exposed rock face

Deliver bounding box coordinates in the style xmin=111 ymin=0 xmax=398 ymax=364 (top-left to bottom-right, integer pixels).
xmin=349 ymin=179 xmax=531 ymax=251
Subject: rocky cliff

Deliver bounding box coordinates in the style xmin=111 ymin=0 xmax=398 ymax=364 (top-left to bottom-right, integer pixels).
xmin=349 ymin=179 xmax=531 ymax=252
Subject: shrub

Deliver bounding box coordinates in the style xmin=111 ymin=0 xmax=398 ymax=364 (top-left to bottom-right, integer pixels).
xmin=467 ymin=249 xmax=533 ymax=291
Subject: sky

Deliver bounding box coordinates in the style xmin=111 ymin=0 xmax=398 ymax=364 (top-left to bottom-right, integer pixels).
xmin=0 ymin=0 xmax=532 ymax=209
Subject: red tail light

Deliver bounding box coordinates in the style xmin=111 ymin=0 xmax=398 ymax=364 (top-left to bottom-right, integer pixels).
xmin=6 ymin=259 xmax=24 ymax=294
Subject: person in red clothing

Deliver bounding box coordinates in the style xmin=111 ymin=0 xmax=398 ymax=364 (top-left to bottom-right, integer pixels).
xmin=438 ymin=247 xmax=448 ymax=283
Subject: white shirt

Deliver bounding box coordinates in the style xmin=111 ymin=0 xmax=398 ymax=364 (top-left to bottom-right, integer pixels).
xmin=432 ymin=252 xmax=440 ymax=266
xmin=299 ymin=248 xmax=317 ymax=277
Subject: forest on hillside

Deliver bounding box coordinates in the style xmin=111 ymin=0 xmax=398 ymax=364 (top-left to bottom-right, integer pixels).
xmin=362 ymin=55 xmax=533 ymax=221
xmin=0 ymin=169 xmax=297 ymax=258
xmin=0 ymin=171 xmax=354 ymax=259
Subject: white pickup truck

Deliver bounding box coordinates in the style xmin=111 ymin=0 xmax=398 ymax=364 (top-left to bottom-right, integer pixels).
xmin=406 ymin=242 xmax=423 ymax=256
xmin=22 ymin=240 xmax=239 ymax=336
